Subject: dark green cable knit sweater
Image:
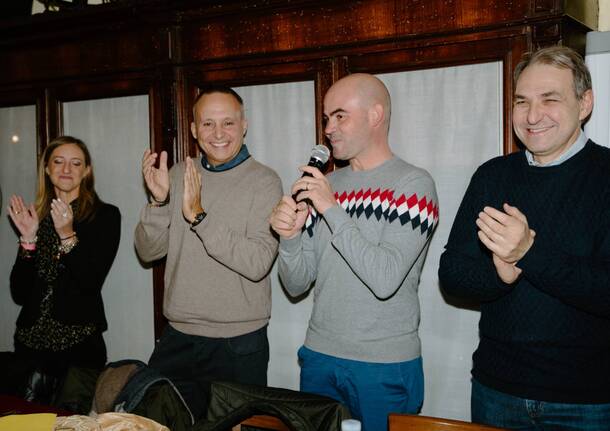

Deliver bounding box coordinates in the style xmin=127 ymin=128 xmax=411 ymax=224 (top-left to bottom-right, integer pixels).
xmin=439 ymin=140 xmax=610 ymax=403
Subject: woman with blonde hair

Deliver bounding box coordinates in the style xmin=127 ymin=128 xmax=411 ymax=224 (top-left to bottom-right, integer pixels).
xmin=3 ymin=135 xmax=120 ymax=406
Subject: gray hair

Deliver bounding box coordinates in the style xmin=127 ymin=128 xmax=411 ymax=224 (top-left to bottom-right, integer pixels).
xmin=514 ymin=45 xmax=592 ymax=99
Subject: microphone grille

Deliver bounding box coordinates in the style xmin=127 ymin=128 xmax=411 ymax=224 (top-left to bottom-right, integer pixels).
xmin=311 ymin=144 xmax=330 ymax=164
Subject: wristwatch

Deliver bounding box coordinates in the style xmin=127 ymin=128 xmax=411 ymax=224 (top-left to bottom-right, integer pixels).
xmin=190 ymin=211 xmax=207 ymax=227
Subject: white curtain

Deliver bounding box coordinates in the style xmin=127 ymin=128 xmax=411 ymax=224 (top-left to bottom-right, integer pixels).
xmin=585 ymin=31 xmax=610 ymax=148
xmin=63 ymin=96 xmax=154 ymax=362
xmin=0 ymin=105 xmax=38 ymax=351
xmin=379 ymin=63 xmax=502 ymax=420
xmin=236 ymin=62 xmax=502 ymax=420
xmin=236 ymin=81 xmax=317 ymax=390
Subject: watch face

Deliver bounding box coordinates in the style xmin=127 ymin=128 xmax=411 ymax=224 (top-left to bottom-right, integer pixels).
xmin=191 ymin=211 xmax=207 ymax=227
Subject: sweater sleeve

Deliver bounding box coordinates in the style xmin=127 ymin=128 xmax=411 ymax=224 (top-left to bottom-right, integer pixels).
xmin=134 ymin=166 xmax=177 ymax=262
xmin=55 ymin=204 xmax=121 ymax=296
xmin=277 ymin=218 xmax=318 ymax=297
xmin=516 ymin=188 xmax=610 ymax=318
xmin=438 ymin=167 xmax=515 ymax=301
xmin=325 ymin=171 xmax=439 ymax=299
xmin=192 ymin=171 xmax=283 ymax=282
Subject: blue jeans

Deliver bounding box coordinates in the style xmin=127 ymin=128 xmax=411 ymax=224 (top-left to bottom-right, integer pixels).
xmin=472 ymin=379 xmax=610 ymax=431
xmin=298 ymin=346 xmax=423 ymax=431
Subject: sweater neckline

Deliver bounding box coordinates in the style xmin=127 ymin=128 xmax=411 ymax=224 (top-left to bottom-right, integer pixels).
xmin=520 ymin=140 xmax=592 ymax=173
xmin=340 ymin=156 xmax=400 ymax=179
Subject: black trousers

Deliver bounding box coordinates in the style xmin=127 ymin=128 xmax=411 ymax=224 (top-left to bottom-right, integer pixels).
xmin=14 ymin=332 xmax=107 ymax=376
xmin=0 ymin=332 xmax=106 ymax=406
xmin=148 ymin=324 xmax=269 ymax=420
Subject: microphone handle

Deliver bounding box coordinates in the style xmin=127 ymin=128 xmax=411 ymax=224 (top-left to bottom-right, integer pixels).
xmin=293 ymin=157 xmax=326 ymax=201
xmin=300 ymin=157 xmax=325 ymax=178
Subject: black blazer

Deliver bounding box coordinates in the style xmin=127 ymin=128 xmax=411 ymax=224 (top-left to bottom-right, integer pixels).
xmin=10 ymin=202 xmax=121 ymax=332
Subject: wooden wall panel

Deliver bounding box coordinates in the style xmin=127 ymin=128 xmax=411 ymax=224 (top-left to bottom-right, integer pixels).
xmin=178 ymin=0 xmax=542 ymax=63
xmin=0 ymin=23 xmax=167 ymax=85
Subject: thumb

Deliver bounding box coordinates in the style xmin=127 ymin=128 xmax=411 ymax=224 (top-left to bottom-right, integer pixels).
xmin=503 ymin=203 xmax=525 ymax=221
xmin=159 ymin=151 xmax=168 ymax=171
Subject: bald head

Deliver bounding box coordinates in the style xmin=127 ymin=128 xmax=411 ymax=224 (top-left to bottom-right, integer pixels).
xmin=327 ymin=73 xmax=392 ymax=132
xmin=323 ymin=73 xmax=394 ymax=169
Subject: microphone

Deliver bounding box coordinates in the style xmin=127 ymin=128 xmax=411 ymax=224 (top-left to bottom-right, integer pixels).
xmin=293 ymin=145 xmax=331 ymax=202
xmin=301 ymin=145 xmax=330 ymax=177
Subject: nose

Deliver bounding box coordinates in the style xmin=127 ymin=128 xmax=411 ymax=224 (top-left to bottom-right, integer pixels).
xmin=526 ymin=102 xmax=543 ymax=124
xmin=62 ymin=162 xmax=71 ymax=173
xmin=324 ymin=118 xmax=335 ymax=136
xmin=214 ymin=123 xmax=224 ymax=139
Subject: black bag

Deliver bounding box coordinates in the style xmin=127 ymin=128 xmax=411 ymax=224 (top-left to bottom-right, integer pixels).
xmin=194 ymin=381 xmax=351 ymax=431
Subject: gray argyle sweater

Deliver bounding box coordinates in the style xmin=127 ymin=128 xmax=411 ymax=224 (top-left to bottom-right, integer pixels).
xmin=279 ymin=156 xmax=439 ymax=363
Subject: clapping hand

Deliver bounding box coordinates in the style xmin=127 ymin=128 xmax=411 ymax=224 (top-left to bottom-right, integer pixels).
xmin=8 ymin=194 xmax=39 ymax=241
xmin=476 ymin=203 xmax=535 ymax=284
xmin=50 ymin=198 xmax=74 ymax=238
xmin=142 ymin=149 xmax=169 ymax=203
xmin=476 ymin=203 xmax=535 ymax=263
xmin=182 ymin=157 xmax=204 ymax=223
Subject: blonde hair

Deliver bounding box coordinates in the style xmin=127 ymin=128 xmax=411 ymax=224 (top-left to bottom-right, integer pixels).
xmin=35 ymin=136 xmax=101 ymax=222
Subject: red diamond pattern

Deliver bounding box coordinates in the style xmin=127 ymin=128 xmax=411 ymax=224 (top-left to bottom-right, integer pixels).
xmin=305 ymin=187 xmax=438 ymax=237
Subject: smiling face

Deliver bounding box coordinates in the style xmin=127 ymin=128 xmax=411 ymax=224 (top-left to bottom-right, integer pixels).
xmin=513 ymin=63 xmax=593 ymax=165
xmin=45 ymin=143 xmax=91 ymax=201
xmin=190 ymin=92 xmax=247 ymax=167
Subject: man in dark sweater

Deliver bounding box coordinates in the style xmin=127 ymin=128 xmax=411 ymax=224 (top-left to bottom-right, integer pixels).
xmin=439 ymin=46 xmax=610 ymax=430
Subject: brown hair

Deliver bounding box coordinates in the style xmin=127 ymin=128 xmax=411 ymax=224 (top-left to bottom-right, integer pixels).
xmin=35 ymin=136 xmax=101 ymax=222
xmin=514 ymin=45 xmax=592 ymax=99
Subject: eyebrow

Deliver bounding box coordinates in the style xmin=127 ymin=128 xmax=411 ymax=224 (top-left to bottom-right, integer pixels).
xmin=202 ymin=116 xmax=239 ymax=121
xmin=514 ymin=91 xmax=562 ymax=100
xmin=324 ymin=108 xmax=348 ymax=118
xmin=53 ymin=156 xmax=83 ymax=161
xmin=541 ymin=91 xmax=562 ymax=98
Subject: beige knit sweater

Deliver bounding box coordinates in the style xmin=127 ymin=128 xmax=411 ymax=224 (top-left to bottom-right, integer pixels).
xmin=135 ymin=156 xmax=282 ymax=338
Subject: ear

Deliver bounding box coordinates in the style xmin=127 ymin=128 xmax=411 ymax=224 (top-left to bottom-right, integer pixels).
xmin=190 ymin=122 xmax=197 ymax=140
xmin=84 ymin=166 xmax=92 ymax=178
xmin=45 ymin=166 xmax=50 ymax=175
xmin=578 ymin=89 xmax=593 ymax=121
xmin=368 ymin=103 xmax=384 ymax=128
xmin=242 ymin=119 xmax=248 ymax=137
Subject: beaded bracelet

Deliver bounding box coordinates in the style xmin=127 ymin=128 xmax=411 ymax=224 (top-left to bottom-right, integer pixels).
xmin=19 ymin=235 xmax=37 ymax=245
xmin=57 ymin=235 xmax=79 ymax=256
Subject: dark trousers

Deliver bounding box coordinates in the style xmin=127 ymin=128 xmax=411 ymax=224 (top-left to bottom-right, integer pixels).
xmin=0 ymin=332 xmax=106 ymax=407
xmin=148 ymin=324 xmax=269 ymax=421
xmin=14 ymin=332 xmax=107 ymax=376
